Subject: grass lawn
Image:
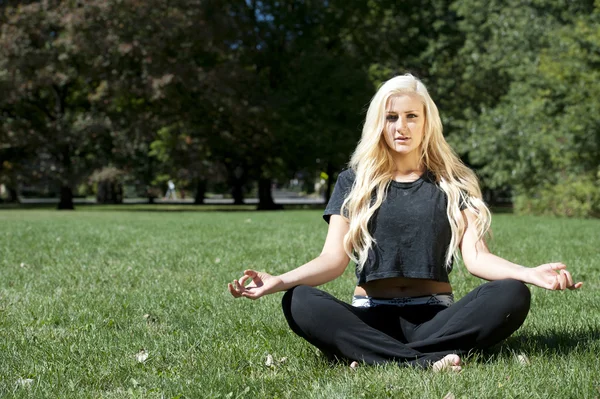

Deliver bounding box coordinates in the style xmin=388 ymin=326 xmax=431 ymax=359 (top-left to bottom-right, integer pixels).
xmin=0 ymin=208 xmax=599 ymax=398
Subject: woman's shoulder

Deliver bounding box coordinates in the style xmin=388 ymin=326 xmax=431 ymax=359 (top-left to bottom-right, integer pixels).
xmin=427 ymin=170 xmax=472 ymax=210
xmin=336 ymin=168 xmax=356 ymax=185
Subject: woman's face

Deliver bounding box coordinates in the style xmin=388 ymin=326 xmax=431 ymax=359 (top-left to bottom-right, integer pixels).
xmin=382 ymin=94 xmax=425 ymax=161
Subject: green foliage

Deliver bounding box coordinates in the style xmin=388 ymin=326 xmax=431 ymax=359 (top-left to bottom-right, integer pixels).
xmin=515 ymin=176 xmax=600 ymax=218
xmin=1 ymin=0 xmax=598 ymax=216
xmin=89 ymin=167 xmax=125 ymax=184
xmin=0 ymin=1 xmax=122 ymax=206
xmin=452 ymin=0 xmax=600 ymax=217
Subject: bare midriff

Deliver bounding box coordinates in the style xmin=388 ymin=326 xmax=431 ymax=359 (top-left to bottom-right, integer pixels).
xmin=354 ymin=276 xmax=452 ymax=298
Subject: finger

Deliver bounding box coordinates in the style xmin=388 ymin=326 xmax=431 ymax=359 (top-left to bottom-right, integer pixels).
xmin=231 ymin=280 xmax=243 ymax=295
xmin=553 ymin=273 xmax=564 ymax=290
xmin=550 ymin=275 xmax=560 ymax=290
xmin=570 ymin=282 xmax=583 ymax=290
xmin=241 ymin=290 xmax=260 ymax=300
xmin=548 ymin=262 xmax=567 ymax=271
xmin=228 ymin=283 xmax=241 ymax=298
xmin=561 ymin=270 xmax=575 ymax=288
xmin=243 ymin=270 xmax=262 ymax=283
xmin=239 ymin=275 xmax=251 ymax=287
xmin=557 ymin=272 xmax=567 ymax=290
xmin=234 ymin=279 xmax=244 ymax=293
xmin=248 ymin=271 xmax=264 ymax=284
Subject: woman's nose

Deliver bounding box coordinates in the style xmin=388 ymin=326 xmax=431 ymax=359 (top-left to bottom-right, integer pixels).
xmin=395 ymin=118 xmax=405 ymax=130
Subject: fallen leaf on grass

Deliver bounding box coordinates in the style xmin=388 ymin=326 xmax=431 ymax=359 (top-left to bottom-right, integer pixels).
xmin=135 ymin=349 xmax=149 ymax=363
xmin=265 ymin=354 xmax=274 ymax=367
xmin=143 ymin=313 xmax=158 ymax=323
xmin=442 ymin=393 xmax=455 ymax=399
xmin=265 ymin=354 xmax=287 ymax=368
xmin=516 ymin=353 xmax=530 ymax=365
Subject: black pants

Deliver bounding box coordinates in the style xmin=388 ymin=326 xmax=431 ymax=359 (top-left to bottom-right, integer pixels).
xmin=282 ymin=279 xmax=531 ymax=368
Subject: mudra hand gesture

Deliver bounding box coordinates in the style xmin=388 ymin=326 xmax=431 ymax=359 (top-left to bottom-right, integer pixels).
xmin=228 ymin=269 xmax=283 ymax=300
xmin=527 ymin=262 xmax=583 ymax=291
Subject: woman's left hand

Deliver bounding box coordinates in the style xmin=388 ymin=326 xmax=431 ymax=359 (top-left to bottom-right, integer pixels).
xmin=526 ymin=262 xmax=583 ymax=291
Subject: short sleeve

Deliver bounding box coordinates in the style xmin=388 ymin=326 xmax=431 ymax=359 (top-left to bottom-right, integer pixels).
xmin=323 ymin=169 xmax=355 ymax=223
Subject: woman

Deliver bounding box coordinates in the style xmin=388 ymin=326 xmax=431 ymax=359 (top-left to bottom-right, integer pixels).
xmin=227 ymin=74 xmax=582 ymax=372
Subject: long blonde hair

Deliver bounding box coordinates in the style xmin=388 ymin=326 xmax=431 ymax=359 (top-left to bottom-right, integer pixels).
xmin=341 ymin=74 xmax=491 ymax=270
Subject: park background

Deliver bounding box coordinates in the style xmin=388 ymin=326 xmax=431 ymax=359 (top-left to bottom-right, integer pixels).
xmin=0 ymin=1 xmax=599 ymax=398
xmin=0 ymin=0 xmax=599 ymax=215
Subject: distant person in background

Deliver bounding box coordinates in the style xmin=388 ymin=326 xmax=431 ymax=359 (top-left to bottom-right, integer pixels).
xmin=228 ymin=74 xmax=582 ymax=371
xmin=164 ymin=180 xmax=177 ymax=200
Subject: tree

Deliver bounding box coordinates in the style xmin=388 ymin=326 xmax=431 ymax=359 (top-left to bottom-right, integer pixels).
xmin=451 ymin=0 xmax=599 ymax=216
xmin=1 ymin=0 xmax=235 ymax=208
xmin=0 ymin=1 xmax=114 ymax=209
xmin=209 ymin=1 xmax=377 ymax=208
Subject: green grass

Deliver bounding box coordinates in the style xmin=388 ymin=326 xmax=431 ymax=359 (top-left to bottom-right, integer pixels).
xmin=0 ymin=209 xmax=599 ymax=398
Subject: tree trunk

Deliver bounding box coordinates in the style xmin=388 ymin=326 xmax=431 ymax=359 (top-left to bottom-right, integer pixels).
xmin=231 ymin=180 xmax=244 ymax=205
xmin=146 ymin=186 xmax=155 ymax=204
xmin=7 ymin=185 xmax=19 ymax=203
xmin=57 ymin=185 xmax=74 ymax=210
xmin=257 ymin=178 xmax=282 ymax=210
xmin=194 ymin=179 xmax=207 ymax=205
xmin=97 ymin=180 xmax=123 ymax=204
xmin=228 ymin=165 xmax=246 ymax=205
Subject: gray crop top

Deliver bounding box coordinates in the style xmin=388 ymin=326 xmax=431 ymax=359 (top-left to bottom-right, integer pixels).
xmin=323 ymin=169 xmax=463 ymax=285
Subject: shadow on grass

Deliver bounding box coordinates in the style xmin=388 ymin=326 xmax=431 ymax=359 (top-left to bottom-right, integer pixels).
xmin=483 ymin=326 xmax=600 ymax=360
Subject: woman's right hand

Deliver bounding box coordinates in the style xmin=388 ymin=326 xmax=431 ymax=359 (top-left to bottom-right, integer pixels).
xmin=228 ymin=269 xmax=284 ymax=300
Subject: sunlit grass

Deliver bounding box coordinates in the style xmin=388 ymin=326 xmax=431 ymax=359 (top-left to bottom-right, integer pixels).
xmin=0 ymin=210 xmax=598 ymax=398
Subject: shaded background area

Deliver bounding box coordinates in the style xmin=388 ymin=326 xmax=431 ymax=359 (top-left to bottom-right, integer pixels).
xmin=0 ymin=0 xmax=598 ymax=216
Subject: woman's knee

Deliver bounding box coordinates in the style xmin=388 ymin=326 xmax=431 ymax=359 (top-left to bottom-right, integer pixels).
xmin=281 ymin=285 xmax=335 ymax=338
xmin=282 ymin=285 xmax=313 ymax=309
xmin=281 ymin=285 xmax=321 ymax=321
xmin=491 ymin=279 xmax=531 ymax=314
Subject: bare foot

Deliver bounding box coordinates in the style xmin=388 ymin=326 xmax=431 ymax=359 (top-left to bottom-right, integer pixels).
xmin=432 ymin=354 xmax=462 ymax=372
xmin=350 ymin=361 xmax=359 ymax=370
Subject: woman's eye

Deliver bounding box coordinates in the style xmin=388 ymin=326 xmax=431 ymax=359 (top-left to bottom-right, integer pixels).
xmin=407 ymin=114 xmax=418 ymax=119
xmin=386 ymin=115 xmax=398 ymax=121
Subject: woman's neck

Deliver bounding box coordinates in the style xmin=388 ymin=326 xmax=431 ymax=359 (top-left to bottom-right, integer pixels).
xmin=392 ymin=169 xmax=425 ymax=183
xmin=392 ymin=156 xmax=425 ymax=182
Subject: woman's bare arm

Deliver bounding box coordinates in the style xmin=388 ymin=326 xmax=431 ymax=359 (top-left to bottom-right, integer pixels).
xmin=228 ymin=215 xmax=350 ymax=299
xmin=459 ymin=210 xmax=582 ymax=290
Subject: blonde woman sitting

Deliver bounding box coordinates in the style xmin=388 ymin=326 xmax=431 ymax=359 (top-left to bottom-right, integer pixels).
xmin=228 ymin=74 xmax=582 ymax=371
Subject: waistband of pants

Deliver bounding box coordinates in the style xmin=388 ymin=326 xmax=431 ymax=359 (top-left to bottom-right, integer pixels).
xmin=351 ymin=293 xmax=454 ymax=308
